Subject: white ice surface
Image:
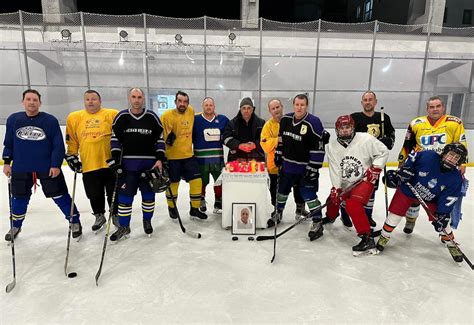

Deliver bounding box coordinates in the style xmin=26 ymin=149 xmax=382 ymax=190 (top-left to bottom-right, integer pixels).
xmin=1 ymin=168 xmax=473 ymax=324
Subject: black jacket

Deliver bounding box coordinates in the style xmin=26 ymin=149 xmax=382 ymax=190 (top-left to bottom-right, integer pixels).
xmin=223 ymin=112 xmax=265 ymax=162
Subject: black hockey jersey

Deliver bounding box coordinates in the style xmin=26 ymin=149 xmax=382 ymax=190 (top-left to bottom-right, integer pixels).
xmin=351 ymin=111 xmax=395 ymax=150
xmin=111 ymin=109 xmax=165 ymax=171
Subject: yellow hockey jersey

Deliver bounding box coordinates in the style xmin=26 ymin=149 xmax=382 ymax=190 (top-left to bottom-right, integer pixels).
xmin=161 ymin=105 xmax=195 ymax=160
xmin=260 ymin=118 xmax=279 ymax=175
xmin=66 ymin=108 xmax=118 ymax=173
xmin=398 ymin=114 xmax=467 ymax=164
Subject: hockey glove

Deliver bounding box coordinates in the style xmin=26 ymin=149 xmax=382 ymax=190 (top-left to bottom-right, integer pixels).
xmin=106 ymin=158 xmax=123 ymax=175
xmin=65 ymin=154 xmax=82 ymax=173
xmin=304 ymin=166 xmax=319 ymax=183
xmin=382 ymin=170 xmax=399 ymax=189
xmin=396 ymin=165 xmax=415 ymax=183
xmin=322 ymin=130 xmax=331 ymax=145
xmin=379 ymin=136 xmax=393 ymax=149
xmin=274 ymin=151 xmax=283 ymax=167
xmin=166 ymin=131 xmax=176 ymax=146
xmin=365 ymin=166 xmax=382 ymax=184
xmin=329 ymin=187 xmax=343 ymax=206
xmin=432 ymin=212 xmax=450 ymax=233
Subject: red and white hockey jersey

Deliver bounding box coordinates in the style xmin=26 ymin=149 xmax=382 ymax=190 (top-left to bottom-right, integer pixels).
xmin=327 ymin=132 xmax=389 ymax=190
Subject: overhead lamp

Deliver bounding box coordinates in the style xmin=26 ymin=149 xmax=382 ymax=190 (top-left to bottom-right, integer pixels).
xmin=119 ymin=30 xmax=128 ymax=42
xmin=175 ymin=33 xmax=183 ymax=44
xmin=61 ymin=29 xmax=71 ymax=41
xmin=228 ymin=32 xmax=236 ymax=44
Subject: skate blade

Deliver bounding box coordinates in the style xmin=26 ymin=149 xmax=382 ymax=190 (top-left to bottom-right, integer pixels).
xmin=74 ymin=234 xmax=83 ymax=242
xmin=352 ymin=248 xmax=377 ymax=257
xmin=190 ymin=216 xmax=207 ymax=221
xmin=213 ymin=209 xmax=222 ymax=215
xmin=94 ymin=227 xmax=105 ymax=235
xmin=111 ymin=234 xmax=129 ymax=244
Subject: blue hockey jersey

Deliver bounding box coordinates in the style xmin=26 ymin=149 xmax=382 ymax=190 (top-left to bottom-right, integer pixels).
xmin=2 ymin=111 xmax=65 ymax=173
xmin=400 ymin=150 xmax=462 ymax=215
xmin=193 ymin=113 xmax=229 ymax=165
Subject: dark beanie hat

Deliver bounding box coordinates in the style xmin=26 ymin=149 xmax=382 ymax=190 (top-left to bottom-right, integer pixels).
xmin=239 ymin=97 xmax=254 ymax=108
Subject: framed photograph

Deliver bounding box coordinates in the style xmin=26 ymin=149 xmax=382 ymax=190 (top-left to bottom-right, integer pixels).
xmin=232 ymin=203 xmax=256 ymax=235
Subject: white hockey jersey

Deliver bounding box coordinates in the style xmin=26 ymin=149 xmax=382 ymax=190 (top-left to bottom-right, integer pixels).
xmin=327 ymin=132 xmax=389 ymax=190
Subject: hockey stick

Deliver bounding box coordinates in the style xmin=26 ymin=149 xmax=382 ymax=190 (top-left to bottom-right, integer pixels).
xmin=5 ymin=177 xmax=16 ymax=293
xmin=270 ymin=169 xmax=281 ymax=263
xmin=405 ymin=182 xmax=473 ymax=270
xmin=380 ymin=106 xmax=389 ymax=217
xmin=257 ymin=179 xmax=364 ymax=242
xmin=167 ymin=184 xmax=202 ymax=239
xmin=64 ymin=171 xmax=78 ymax=277
xmin=95 ymin=173 xmax=120 ymax=286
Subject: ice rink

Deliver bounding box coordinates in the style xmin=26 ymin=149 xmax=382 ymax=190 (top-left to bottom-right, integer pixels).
xmin=1 ymin=167 xmax=473 ymax=324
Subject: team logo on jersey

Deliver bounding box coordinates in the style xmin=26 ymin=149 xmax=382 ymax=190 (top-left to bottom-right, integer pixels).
xmin=300 ymin=125 xmax=307 ymax=135
xmin=340 ymin=156 xmax=363 ymax=180
xmin=420 ymin=133 xmax=446 ymax=146
xmin=413 ymin=118 xmax=423 ymax=125
xmin=85 ymin=119 xmax=100 ymax=129
xmin=418 ymin=171 xmax=428 ymax=177
xmin=440 ymin=185 xmax=446 ymax=191
xmin=16 ymin=126 xmax=46 ymax=141
xmin=427 ymin=178 xmax=437 ymax=189
xmin=460 ymin=134 xmax=466 ymax=142
xmin=366 ymin=124 xmax=380 ymax=138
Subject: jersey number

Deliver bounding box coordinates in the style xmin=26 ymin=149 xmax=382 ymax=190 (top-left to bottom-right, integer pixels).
xmin=444 ymin=196 xmax=458 ymax=207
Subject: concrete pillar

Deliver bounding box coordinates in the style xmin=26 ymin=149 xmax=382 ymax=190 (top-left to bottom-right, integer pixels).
xmin=241 ymin=0 xmax=259 ymax=28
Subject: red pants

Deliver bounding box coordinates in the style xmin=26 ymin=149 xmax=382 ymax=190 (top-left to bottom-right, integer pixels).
xmin=389 ymin=189 xmax=437 ymax=221
xmin=326 ymin=181 xmax=374 ymax=235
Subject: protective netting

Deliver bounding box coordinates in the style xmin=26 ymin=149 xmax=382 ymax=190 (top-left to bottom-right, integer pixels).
xmin=0 ymin=12 xmax=472 ymax=127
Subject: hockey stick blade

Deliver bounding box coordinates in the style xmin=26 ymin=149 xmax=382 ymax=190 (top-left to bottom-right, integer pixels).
xmin=257 ymin=179 xmax=365 ymax=242
xmin=5 ymin=279 xmax=16 ymax=293
xmin=406 ymin=182 xmax=473 ymax=270
xmin=168 ymin=185 xmax=202 ymax=240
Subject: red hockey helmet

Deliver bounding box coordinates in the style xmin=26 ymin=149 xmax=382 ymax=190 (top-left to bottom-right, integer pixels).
xmin=335 ymin=115 xmax=355 ymax=140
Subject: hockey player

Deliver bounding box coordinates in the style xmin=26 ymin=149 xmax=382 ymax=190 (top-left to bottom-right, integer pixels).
xmin=346 ymin=91 xmax=395 ymax=228
xmin=107 ymin=88 xmax=165 ymax=241
xmin=223 ymin=97 xmax=265 ymax=162
xmin=2 ymin=89 xmax=82 ymax=241
xmin=273 ymin=94 xmax=326 ymax=241
xmin=65 ymin=90 xmax=118 ymax=231
xmin=260 ymin=98 xmax=308 ymax=226
xmin=192 ymin=97 xmax=229 ymax=214
xmin=398 ymin=96 xmax=468 ymax=233
xmin=376 ymin=143 xmax=467 ymax=263
xmin=324 ymin=115 xmax=388 ymax=255
xmin=161 ymin=91 xmax=207 ymax=220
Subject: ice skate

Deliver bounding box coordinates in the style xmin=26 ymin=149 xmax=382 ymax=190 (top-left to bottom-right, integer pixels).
xmin=376 ymin=234 xmax=390 ymax=252
xmin=199 ymin=197 xmax=207 ymax=212
xmin=352 ymin=234 xmax=377 ymax=256
xmin=143 ymin=218 xmax=153 ymax=237
xmin=190 ymin=207 xmax=208 ymax=220
xmin=92 ymin=213 xmax=106 ymax=232
xmin=368 ymin=216 xmax=376 ymax=228
xmin=213 ymin=200 xmax=222 ymax=215
xmin=71 ymin=222 xmax=83 ymax=241
xmin=403 ymin=217 xmax=416 ymax=234
xmin=168 ymin=207 xmax=179 ymax=220
xmin=295 ymin=203 xmax=309 ymax=221
xmin=5 ymin=227 xmax=21 ymax=242
xmin=267 ymin=210 xmax=282 ymax=228
xmin=447 ymin=244 xmax=463 ymax=264
xmin=308 ymin=219 xmax=323 ymax=241
xmin=322 ymin=216 xmax=335 ymax=225
xmin=110 ymin=226 xmax=131 ymax=242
